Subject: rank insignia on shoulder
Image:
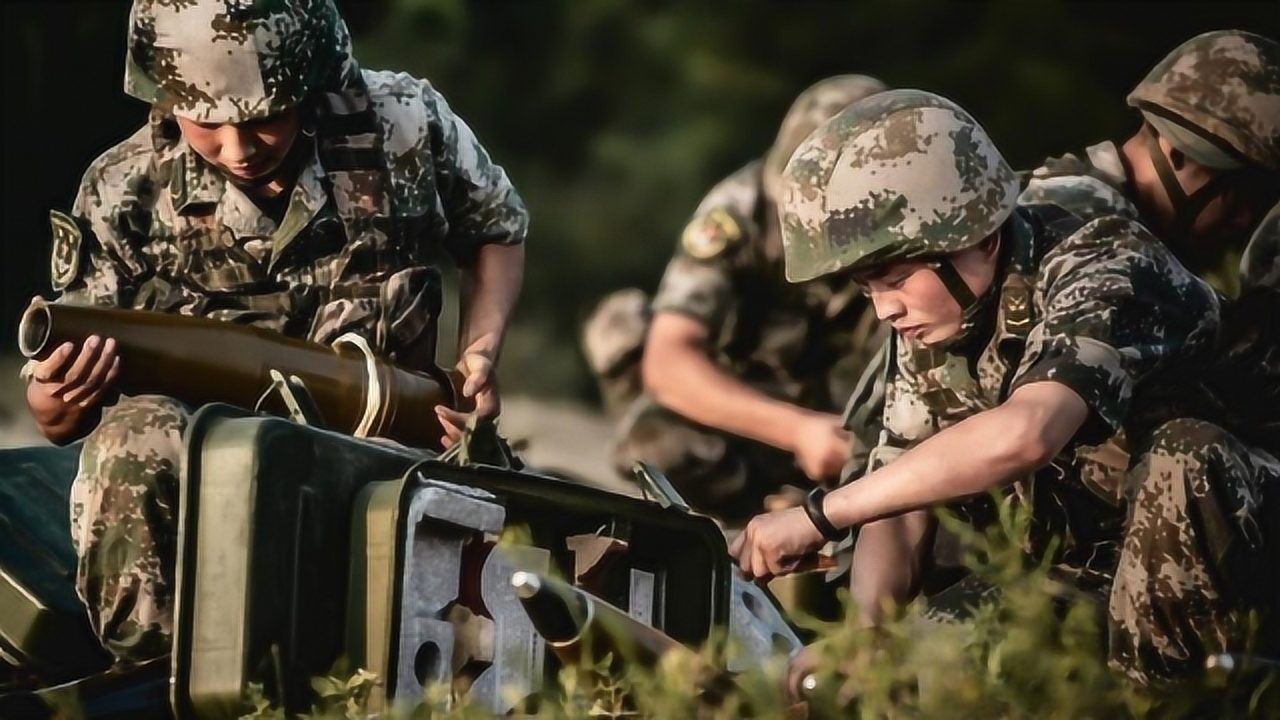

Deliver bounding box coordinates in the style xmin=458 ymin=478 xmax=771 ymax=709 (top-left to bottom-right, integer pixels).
xmin=681 ymin=207 xmax=742 ymax=260
xmin=49 ymin=210 xmax=83 ymax=291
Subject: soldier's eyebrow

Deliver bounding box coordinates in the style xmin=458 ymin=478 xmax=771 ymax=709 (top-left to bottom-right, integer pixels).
xmin=236 ymin=112 xmax=284 ymax=130
xmin=852 ymin=266 xmax=892 ymax=284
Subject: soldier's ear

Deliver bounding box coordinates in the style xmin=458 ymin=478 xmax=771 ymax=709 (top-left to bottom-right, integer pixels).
xmin=977 ymin=229 xmax=1001 ymax=260
xmin=1168 ymin=146 xmax=1188 ymax=172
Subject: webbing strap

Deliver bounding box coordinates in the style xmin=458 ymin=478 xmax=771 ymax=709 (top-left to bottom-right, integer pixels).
xmin=332 ymin=332 xmax=383 ymax=438
xmin=314 ymin=81 xmax=396 ymax=250
xmin=1144 ymin=124 xmax=1237 ymax=241
xmin=930 ymin=259 xmax=977 ymax=310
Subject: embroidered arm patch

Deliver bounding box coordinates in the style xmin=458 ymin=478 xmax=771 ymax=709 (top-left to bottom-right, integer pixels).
xmin=49 ymin=210 xmax=84 ymax=291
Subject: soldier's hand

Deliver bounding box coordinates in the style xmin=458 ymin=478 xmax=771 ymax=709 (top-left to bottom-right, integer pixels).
xmin=26 ymin=336 xmax=121 ymax=443
xmin=785 ymin=644 xmax=822 ymax=702
xmin=435 ymin=350 xmax=500 ymax=448
xmin=729 ymin=506 xmax=824 ymax=583
xmin=791 ymin=413 xmax=850 ymax=482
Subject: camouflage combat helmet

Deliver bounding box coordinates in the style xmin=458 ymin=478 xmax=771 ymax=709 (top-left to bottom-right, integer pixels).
xmin=1128 ymin=30 xmax=1280 ymax=173
xmin=762 ymin=74 xmax=889 ymax=201
xmin=780 ymin=89 xmax=1019 ymax=283
xmin=124 ymin=0 xmax=356 ymax=123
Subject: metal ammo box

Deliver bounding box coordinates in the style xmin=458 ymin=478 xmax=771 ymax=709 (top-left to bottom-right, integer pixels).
xmin=2 ymin=403 xmax=773 ymax=717
xmin=172 ymin=404 xmax=732 ymax=717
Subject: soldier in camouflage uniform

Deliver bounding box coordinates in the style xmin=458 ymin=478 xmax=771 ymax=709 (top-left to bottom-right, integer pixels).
xmin=22 ymin=0 xmax=527 ymax=666
xmin=1018 ymin=33 xmax=1280 ymax=671
xmin=581 ymin=75 xmax=889 ymax=521
xmin=1021 ymin=30 xmax=1279 ymax=298
xmin=727 ymin=89 xmax=1276 ymax=687
xmin=1018 ymin=32 xmax=1280 ymax=677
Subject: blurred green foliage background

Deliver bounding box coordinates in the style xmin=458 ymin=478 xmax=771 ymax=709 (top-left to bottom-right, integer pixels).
xmin=3 ymin=0 xmax=1276 ymax=403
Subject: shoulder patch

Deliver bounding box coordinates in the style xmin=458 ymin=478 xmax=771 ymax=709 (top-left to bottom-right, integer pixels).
xmin=680 ymin=207 xmax=742 ymax=260
xmin=49 ymin=210 xmax=83 ymax=291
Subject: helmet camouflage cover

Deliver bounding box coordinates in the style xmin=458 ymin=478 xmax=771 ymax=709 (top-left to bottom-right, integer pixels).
xmin=780 ymin=89 xmax=1019 ymax=282
xmin=124 ymin=0 xmax=356 ymax=123
xmin=1127 ymin=30 xmax=1280 ymax=172
xmin=762 ymin=74 xmax=889 ymax=200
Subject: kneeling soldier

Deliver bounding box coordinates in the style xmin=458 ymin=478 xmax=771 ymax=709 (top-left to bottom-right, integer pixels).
xmin=730 ymin=89 xmax=1276 ymax=687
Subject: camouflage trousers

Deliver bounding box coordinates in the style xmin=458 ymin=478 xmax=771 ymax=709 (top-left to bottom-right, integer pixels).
xmin=613 ymin=394 xmax=807 ymax=523
xmin=582 ymin=290 xmax=809 ymax=522
xmin=1108 ymin=418 xmax=1280 ymax=684
xmin=70 ymin=394 xmax=190 ymax=665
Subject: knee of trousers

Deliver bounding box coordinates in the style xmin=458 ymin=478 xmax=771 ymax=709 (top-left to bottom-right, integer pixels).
xmin=581 ymin=288 xmax=651 ymax=378
xmin=75 ymin=395 xmax=192 ymax=511
xmin=612 ymin=403 xmax=755 ymax=511
xmin=616 ymin=404 xmax=732 ymax=477
xmin=1126 ymin=418 xmax=1236 ymax=504
xmin=1123 ymin=417 xmax=1270 ymax=589
xmin=1143 ymin=418 xmax=1232 ymax=460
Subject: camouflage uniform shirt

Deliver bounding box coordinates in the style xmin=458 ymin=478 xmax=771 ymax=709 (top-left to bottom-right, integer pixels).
xmin=1022 ymin=141 xmax=1279 ymax=452
xmin=1020 ymin=140 xmax=1249 ymax=296
xmin=53 ymin=69 xmax=527 ymax=369
xmin=1019 ymin=141 xmax=1139 ymax=223
xmin=871 ymin=207 xmax=1219 ymax=485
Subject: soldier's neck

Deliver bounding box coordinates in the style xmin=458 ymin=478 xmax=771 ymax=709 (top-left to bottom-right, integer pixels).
xmin=1121 ymin=131 xmax=1178 ymax=234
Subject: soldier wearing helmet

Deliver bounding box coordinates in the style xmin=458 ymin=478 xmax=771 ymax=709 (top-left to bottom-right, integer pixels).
xmin=22 ymin=0 xmax=527 ymax=665
xmin=729 ymin=89 xmax=1275 ymax=688
xmin=1021 ymin=31 xmax=1280 ymax=674
xmin=1022 ymin=30 xmax=1279 ymax=296
xmin=580 ymin=75 xmax=890 ymax=522
xmin=1021 ymin=29 xmax=1280 ymax=626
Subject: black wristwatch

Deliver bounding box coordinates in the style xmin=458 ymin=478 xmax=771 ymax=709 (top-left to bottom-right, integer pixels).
xmin=803 ymin=487 xmax=847 ymax=543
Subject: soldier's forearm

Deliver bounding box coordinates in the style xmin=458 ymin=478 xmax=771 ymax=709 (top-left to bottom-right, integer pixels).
xmin=457 ymin=242 xmax=525 ymax=361
xmin=642 ymin=336 xmax=814 ymax=452
xmin=824 ymin=382 xmax=1088 ymax=528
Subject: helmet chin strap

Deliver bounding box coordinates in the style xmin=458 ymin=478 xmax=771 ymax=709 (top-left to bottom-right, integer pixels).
xmin=1144 ymin=124 xmax=1236 ymax=244
xmin=922 ymin=256 xmax=992 ymax=353
xmin=922 ymin=233 xmax=1006 ymax=352
xmin=929 ymin=257 xmax=978 ymax=312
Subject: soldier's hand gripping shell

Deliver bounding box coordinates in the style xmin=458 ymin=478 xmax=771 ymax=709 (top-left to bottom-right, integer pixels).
xmin=25 ymin=335 xmax=121 ymax=444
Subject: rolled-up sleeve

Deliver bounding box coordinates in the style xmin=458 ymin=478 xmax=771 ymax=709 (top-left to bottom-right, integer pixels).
xmin=424 ymin=84 xmax=527 ymax=260
xmin=1010 ymin=216 xmax=1219 ymax=445
xmin=651 ymin=255 xmax=734 ymax=332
